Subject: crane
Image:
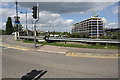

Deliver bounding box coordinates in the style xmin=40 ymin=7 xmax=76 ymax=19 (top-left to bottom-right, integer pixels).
xmin=92 ymin=9 xmax=101 ymax=17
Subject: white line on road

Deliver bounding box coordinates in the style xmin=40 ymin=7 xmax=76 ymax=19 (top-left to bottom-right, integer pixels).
xmin=37 ymin=49 xmax=66 ymax=54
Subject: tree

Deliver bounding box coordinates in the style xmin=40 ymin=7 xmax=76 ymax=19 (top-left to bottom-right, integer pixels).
xmin=0 ymin=29 xmax=6 ymax=35
xmin=70 ymin=33 xmax=81 ymax=38
xmin=6 ymin=17 xmax=14 ymax=35
xmin=103 ymin=31 xmax=120 ymax=39
xmin=14 ymin=24 xmax=23 ymax=32
xmin=112 ymin=31 xmax=120 ymax=39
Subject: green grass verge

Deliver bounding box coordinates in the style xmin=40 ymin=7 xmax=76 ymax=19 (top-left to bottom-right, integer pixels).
xmin=22 ymin=40 xmax=119 ymax=49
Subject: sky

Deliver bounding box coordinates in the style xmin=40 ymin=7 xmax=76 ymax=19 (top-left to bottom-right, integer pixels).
xmin=0 ymin=1 xmax=119 ymax=32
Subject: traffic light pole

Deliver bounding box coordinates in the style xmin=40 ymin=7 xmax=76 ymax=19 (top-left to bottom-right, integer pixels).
xmin=34 ymin=3 xmax=39 ymax=48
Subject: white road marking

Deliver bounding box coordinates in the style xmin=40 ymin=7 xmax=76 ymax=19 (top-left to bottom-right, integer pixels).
xmin=37 ymin=49 xmax=66 ymax=54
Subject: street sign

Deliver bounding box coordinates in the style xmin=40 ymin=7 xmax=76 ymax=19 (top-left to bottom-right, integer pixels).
xmin=15 ymin=22 xmax=21 ymax=24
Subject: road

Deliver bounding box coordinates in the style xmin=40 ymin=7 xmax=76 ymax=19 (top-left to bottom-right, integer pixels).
xmin=1 ymin=35 xmax=118 ymax=78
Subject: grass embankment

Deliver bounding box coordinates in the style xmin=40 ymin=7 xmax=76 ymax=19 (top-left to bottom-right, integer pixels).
xmin=22 ymin=40 xmax=119 ymax=49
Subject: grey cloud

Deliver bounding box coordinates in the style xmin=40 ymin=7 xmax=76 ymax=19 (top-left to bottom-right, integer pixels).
xmin=0 ymin=7 xmax=74 ymax=31
xmin=18 ymin=2 xmax=113 ymax=14
xmin=2 ymin=0 xmax=120 ymax=2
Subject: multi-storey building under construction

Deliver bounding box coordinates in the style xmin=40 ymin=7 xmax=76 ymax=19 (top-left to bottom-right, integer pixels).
xmin=72 ymin=17 xmax=106 ymax=38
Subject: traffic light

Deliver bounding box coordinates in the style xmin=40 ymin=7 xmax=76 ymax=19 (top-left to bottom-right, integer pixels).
xmin=32 ymin=6 xmax=37 ymax=19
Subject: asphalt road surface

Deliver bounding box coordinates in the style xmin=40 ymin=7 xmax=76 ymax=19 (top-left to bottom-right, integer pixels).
xmin=1 ymin=35 xmax=118 ymax=78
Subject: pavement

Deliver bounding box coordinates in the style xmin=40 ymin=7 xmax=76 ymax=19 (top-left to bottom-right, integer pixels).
xmin=36 ymin=45 xmax=67 ymax=54
xmin=1 ymin=35 xmax=119 ymax=58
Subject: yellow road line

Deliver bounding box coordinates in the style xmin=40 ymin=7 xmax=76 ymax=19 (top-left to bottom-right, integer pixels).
xmin=20 ymin=48 xmax=28 ymax=51
xmin=66 ymin=52 xmax=119 ymax=59
xmin=1 ymin=44 xmax=28 ymax=51
xmin=66 ymin=54 xmax=118 ymax=58
xmin=11 ymin=47 xmax=28 ymax=51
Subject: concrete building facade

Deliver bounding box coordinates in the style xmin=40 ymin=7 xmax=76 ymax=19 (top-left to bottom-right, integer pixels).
xmin=72 ymin=17 xmax=105 ymax=38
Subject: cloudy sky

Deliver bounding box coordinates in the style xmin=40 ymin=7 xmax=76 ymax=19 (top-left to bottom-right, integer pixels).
xmin=0 ymin=1 xmax=119 ymax=32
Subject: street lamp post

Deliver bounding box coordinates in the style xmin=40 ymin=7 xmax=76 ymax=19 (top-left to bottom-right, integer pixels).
xmin=28 ymin=19 xmax=33 ymax=31
xmin=15 ymin=0 xmax=19 ymax=32
xmin=20 ymin=11 xmax=28 ymax=30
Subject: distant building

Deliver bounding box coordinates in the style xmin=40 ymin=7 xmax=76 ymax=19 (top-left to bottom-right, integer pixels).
xmin=72 ymin=17 xmax=106 ymax=38
xmin=104 ymin=28 xmax=120 ymax=37
xmin=105 ymin=28 xmax=120 ymax=32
